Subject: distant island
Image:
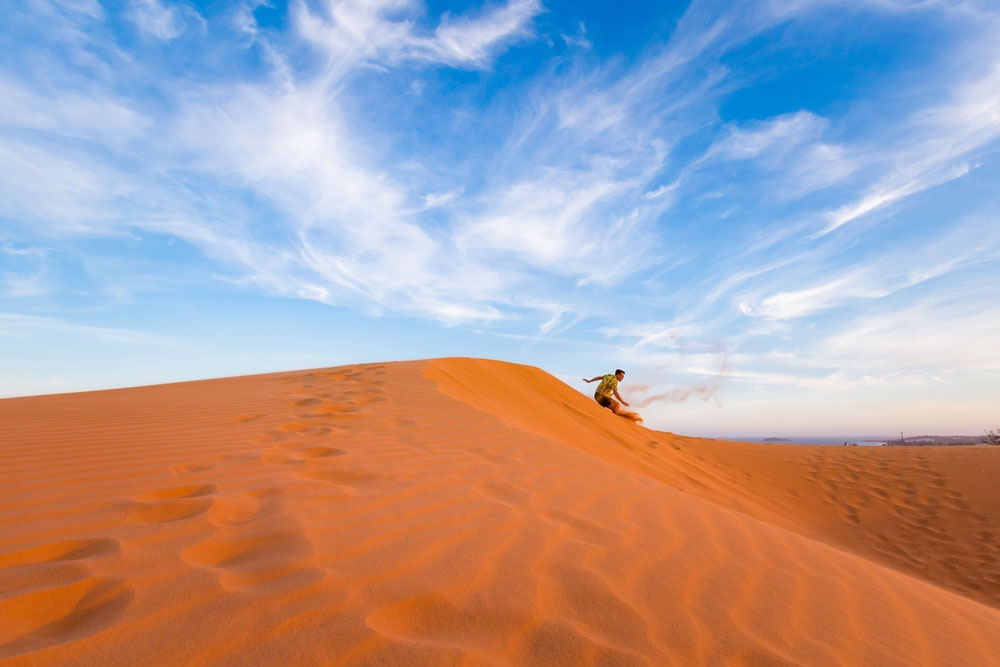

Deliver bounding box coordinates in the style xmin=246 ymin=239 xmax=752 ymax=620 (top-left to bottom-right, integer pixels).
xmin=763 ymin=437 xmax=791 ymax=442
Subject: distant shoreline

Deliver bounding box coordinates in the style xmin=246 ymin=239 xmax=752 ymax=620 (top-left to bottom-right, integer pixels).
xmin=721 ymin=435 xmax=987 ymax=446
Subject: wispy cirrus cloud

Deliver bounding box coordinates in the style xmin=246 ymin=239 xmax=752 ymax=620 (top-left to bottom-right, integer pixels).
xmin=740 ymin=271 xmax=884 ymax=320
xmin=816 ymin=287 xmax=1000 ymax=373
xmin=705 ymin=111 xmax=829 ymax=162
xmin=0 ymin=313 xmax=182 ymax=346
xmin=0 ymin=76 xmax=148 ymax=139
xmin=736 ymin=213 xmax=1000 ymax=321
xmin=2 ymin=0 xmax=550 ymax=324
xmin=295 ymin=0 xmax=542 ymax=69
xmin=128 ymin=0 xmax=190 ymax=40
xmin=819 ymin=66 xmax=1000 ymax=235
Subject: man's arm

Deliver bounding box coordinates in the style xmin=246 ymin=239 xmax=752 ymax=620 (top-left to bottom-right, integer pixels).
xmin=613 ymin=389 xmax=629 ymax=406
xmin=583 ymin=376 xmax=603 ymax=383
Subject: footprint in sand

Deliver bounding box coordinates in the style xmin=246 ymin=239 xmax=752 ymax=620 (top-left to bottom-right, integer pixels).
xmin=291 ymin=397 xmax=321 ymax=407
xmin=291 ymin=448 xmax=377 ymax=494
xmin=263 ymin=441 xmax=368 ymax=493
xmin=310 ymin=402 xmax=365 ymax=417
xmin=126 ymin=484 xmax=217 ymax=525
xmin=181 ymin=529 xmax=311 ymax=575
xmin=143 ymin=484 xmax=217 ymax=500
xmin=170 ymin=463 xmax=214 ymax=475
xmin=294 ymin=469 xmax=374 ymax=488
xmin=207 ymin=488 xmax=283 ymax=527
xmin=262 ymin=446 xmax=348 ymax=467
xmin=0 ymin=538 xmax=119 ymax=569
xmin=276 ymin=421 xmax=319 ymax=434
xmin=181 ymin=511 xmax=320 ymax=591
xmin=229 ymin=414 xmax=264 ymax=424
xmin=301 ymin=446 xmax=348 ymax=458
xmin=277 ymin=420 xmax=344 ymax=436
xmin=258 ymin=423 xmax=338 ymax=444
xmin=0 ymin=538 xmax=132 ymax=659
xmin=294 ymin=462 xmax=382 ymax=496
xmin=262 ymin=452 xmax=307 ymax=466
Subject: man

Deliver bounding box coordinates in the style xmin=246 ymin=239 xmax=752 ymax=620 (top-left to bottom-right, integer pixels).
xmin=583 ymin=369 xmax=629 ymax=415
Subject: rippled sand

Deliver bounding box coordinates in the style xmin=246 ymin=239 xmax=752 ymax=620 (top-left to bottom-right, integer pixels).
xmin=2 ymin=358 xmax=999 ymax=665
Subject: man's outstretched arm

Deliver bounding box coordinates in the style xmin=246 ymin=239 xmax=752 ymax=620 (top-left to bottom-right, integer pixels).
xmin=583 ymin=376 xmax=603 ymax=383
xmin=613 ymin=389 xmax=629 ymax=406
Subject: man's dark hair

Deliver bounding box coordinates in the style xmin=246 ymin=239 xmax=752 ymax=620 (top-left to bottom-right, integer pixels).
xmin=615 ymin=369 xmax=624 ymax=375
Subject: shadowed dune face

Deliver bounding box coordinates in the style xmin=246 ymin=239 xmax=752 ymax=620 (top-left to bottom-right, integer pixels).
xmin=0 ymin=358 xmax=998 ymax=665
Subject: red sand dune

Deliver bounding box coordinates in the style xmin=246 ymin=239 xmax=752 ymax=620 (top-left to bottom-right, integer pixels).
xmin=1 ymin=357 xmax=999 ymax=665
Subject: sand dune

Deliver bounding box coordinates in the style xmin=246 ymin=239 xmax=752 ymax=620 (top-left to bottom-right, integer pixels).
xmin=1 ymin=358 xmax=999 ymax=665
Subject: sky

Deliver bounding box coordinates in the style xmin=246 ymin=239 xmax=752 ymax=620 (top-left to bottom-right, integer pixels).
xmin=2 ymin=0 xmax=999 ymax=438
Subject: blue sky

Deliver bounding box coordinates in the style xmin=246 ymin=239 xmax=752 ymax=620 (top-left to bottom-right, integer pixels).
xmin=2 ymin=0 xmax=999 ymax=437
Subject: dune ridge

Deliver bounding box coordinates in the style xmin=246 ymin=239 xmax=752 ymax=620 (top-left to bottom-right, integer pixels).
xmin=1 ymin=357 xmax=998 ymax=665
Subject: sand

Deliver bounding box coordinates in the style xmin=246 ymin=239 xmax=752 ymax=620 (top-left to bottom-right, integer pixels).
xmin=1 ymin=357 xmax=999 ymax=665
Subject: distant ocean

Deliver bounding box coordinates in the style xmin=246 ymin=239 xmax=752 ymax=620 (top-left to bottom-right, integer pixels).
xmin=722 ymin=436 xmax=891 ymax=446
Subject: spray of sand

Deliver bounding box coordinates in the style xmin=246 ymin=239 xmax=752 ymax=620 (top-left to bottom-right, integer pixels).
xmin=632 ymin=347 xmax=729 ymax=409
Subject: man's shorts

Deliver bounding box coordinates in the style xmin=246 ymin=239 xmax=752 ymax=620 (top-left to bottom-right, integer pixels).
xmin=595 ymin=392 xmax=613 ymax=408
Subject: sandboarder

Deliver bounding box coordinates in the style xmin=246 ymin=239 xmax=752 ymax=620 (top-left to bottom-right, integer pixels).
xmin=583 ymin=369 xmax=638 ymax=420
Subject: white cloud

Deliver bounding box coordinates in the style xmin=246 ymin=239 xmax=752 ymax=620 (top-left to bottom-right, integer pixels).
xmin=817 ymin=290 xmax=1000 ymax=372
xmin=743 ymin=271 xmax=886 ymax=320
xmin=0 ymin=75 xmax=148 ymax=140
xmin=40 ymin=0 xmax=103 ymax=18
xmin=689 ymin=110 xmax=858 ymax=199
xmin=1 ymin=273 xmax=47 ymax=298
xmin=129 ymin=0 xmax=187 ymax=40
xmin=0 ymin=0 xmax=551 ymax=327
xmin=706 ymin=111 xmax=828 ymax=161
xmin=821 ymin=162 xmax=973 ymax=236
xmin=0 ymin=140 xmax=134 ymax=228
xmin=431 ymin=0 xmax=540 ymax=65
xmin=601 ymin=320 xmax=709 ymax=350
xmin=294 ymin=0 xmax=541 ymax=70
xmin=234 ymin=0 xmax=267 ymax=38
xmin=423 ymin=190 xmax=459 ymax=208
xmin=0 ymin=313 xmax=182 ymax=346
xmin=561 ymin=22 xmax=591 ymax=49
xmin=643 ymin=182 xmax=677 ymax=200
xmin=165 ymin=82 xmax=518 ymax=323
xmin=737 ymin=214 xmax=1000 ymax=321
xmin=0 ymin=244 xmax=50 ymax=299
xmin=819 ymin=59 xmax=1000 ymax=235
xmin=3 ymin=0 xmax=837 ymax=331
xmin=456 ymin=167 xmax=633 ymax=270
xmin=532 ymin=301 xmax=584 ymax=335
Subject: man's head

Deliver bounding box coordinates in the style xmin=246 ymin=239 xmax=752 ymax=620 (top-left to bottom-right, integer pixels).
xmin=615 ymin=369 xmax=625 ymax=381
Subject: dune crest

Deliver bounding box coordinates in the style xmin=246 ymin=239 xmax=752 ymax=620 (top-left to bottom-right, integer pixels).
xmin=0 ymin=358 xmax=998 ymax=665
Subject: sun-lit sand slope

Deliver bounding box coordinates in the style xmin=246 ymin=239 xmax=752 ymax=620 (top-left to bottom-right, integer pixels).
xmin=2 ymin=358 xmax=999 ymax=665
